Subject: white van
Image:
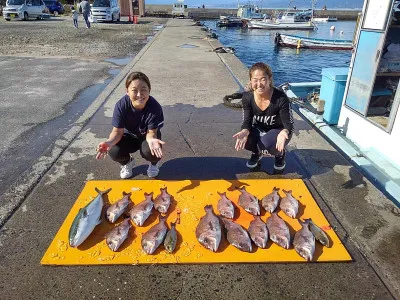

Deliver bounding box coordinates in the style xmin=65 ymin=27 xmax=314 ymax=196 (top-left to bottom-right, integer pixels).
xmin=172 ymin=2 xmax=188 ymax=18
xmin=2 ymin=0 xmax=45 ymax=21
xmin=89 ymin=0 xmax=120 ymax=23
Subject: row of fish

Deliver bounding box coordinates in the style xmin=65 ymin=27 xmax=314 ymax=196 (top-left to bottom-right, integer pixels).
xmin=69 ymin=187 xmax=178 ymax=254
xmin=105 ymin=215 xmax=178 ymax=254
xmin=108 ymin=187 xmax=171 ymax=225
xmin=196 ymin=204 xmax=330 ymax=261
xmin=218 ymin=186 xmax=299 ymax=219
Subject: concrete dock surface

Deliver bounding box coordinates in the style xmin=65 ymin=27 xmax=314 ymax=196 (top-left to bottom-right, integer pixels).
xmin=0 ymin=19 xmax=399 ymax=299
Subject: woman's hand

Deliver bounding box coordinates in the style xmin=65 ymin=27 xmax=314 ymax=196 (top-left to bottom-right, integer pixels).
xmin=233 ymin=129 xmax=249 ymax=151
xmin=276 ymin=130 xmax=289 ymax=153
xmin=96 ymin=142 xmax=110 ymax=160
xmin=147 ymin=138 xmax=165 ymax=158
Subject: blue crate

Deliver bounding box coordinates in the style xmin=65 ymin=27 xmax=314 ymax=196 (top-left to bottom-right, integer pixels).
xmin=320 ymin=68 xmax=349 ymax=125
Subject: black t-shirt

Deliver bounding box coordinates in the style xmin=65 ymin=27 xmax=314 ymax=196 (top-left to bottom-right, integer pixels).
xmin=112 ymin=95 xmax=164 ymax=136
xmin=241 ymin=88 xmax=294 ymax=134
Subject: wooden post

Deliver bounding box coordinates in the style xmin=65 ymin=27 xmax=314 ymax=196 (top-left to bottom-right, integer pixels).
xmin=317 ymin=99 xmax=325 ymax=114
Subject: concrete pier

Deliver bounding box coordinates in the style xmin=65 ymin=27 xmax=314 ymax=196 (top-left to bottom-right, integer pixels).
xmin=0 ymin=18 xmax=399 ymax=299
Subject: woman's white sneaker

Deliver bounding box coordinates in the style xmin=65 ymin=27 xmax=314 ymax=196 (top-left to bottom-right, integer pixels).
xmin=120 ymin=158 xmax=135 ymax=179
xmin=147 ymin=162 xmax=160 ymax=178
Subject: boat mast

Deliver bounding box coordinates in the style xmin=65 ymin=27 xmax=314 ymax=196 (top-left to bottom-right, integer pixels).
xmin=312 ymin=0 xmax=316 ymax=19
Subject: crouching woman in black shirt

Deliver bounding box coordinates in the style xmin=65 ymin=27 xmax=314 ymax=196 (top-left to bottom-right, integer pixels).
xmin=233 ymin=62 xmax=294 ymax=172
xmin=96 ymin=72 xmax=165 ymax=179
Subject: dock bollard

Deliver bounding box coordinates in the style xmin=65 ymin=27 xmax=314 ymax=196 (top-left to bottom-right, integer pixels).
xmin=317 ymin=99 xmax=325 ymax=114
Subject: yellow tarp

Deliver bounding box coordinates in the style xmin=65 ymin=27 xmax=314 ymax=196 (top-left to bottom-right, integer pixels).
xmin=41 ymin=179 xmax=351 ymax=265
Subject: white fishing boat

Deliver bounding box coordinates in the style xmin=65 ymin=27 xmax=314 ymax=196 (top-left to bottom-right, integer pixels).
xmin=248 ymin=18 xmax=315 ymax=30
xmin=312 ymin=17 xmax=329 ymax=22
xmin=312 ymin=16 xmax=338 ymax=22
xmin=247 ymin=10 xmax=316 ymax=30
xmin=275 ymin=33 xmax=353 ymax=50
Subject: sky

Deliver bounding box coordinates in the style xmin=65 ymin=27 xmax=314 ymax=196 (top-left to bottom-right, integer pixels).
xmin=146 ymin=0 xmax=364 ymax=9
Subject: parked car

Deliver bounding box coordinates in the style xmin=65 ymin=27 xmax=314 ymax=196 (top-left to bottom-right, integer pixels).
xmin=43 ymin=0 xmax=63 ymax=15
xmin=89 ymin=0 xmax=120 ymax=23
xmin=393 ymin=1 xmax=400 ymax=24
xmin=2 ymin=0 xmax=46 ymax=21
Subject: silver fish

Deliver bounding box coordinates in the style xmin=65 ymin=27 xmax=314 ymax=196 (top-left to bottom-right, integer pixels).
xmin=154 ymin=187 xmax=171 ymax=214
xmin=217 ymin=191 xmax=235 ymax=219
xmin=238 ymin=186 xmax=260 ymax=216
xmin=107 ymin=191 xmax=131 ymax=223
xmin=261 ymin=187 xmax=280 ymax=213
xmin=248 ymin=216 xmax=269 ymax=248
xmin=69 ymin=187 xmax=111 ymax=248
xmin=266 ymin=213 xmax=290 ymax=249
xmin=306 ymin=218 xmax=330 ymax=247
xmin=221 ymin=218 xmax=252 ymax=252
xmin=141 ymin=215 xmax=168 ymax=254
xmin=129 ymin=192 xmax=154 ymax=226
xmin=163 ymin=222 xmax=177 ymax=253
xmin=293 ymin=219 xmax=315 ymax=261
xmin=195 ymin=205 xmax=221 ymax=252
xmin=280 ymin=190 xmax=299 ymax=218
xmin=105 ymin=218 xmax=132 ymax=252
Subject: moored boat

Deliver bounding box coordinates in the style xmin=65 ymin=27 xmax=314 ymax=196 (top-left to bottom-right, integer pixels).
xmin=274 ymin=33 xmax=353 ymax=50
xmin=247 ymin=11 xmax=316 ymax=30
xmin=312 ymin=16 xmax=338 ymax=22
xmin=248 ymin=19 xmax=315 ymax=30
xmin=217 ymin=15 xmax=243 ymax=27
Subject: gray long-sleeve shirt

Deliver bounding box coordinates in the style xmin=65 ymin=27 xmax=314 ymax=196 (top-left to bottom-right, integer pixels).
xmin=79 ymin=0 xmax=90 ymax=13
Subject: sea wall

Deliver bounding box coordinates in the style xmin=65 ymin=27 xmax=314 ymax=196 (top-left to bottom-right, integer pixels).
xmin=145 ymin=5 xmax=361 ymax=20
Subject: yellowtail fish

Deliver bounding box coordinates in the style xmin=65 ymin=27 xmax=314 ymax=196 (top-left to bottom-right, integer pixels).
xmin=69 ymin=187 xmax=111 ymax=248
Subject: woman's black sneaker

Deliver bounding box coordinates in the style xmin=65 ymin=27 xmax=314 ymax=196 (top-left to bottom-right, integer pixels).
xmin=274 ymin=151 xmax=286 ymax=171
xmin=246 ymin=152 xmax=263 ymax=168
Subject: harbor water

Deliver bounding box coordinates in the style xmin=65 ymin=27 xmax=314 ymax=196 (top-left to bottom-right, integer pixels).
xmin=202 ymin=20 xmax=356 ymax=85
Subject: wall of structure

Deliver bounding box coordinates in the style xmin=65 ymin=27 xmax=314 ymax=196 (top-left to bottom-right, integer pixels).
xmin=338 ymin=107 xmax=400 ymax=166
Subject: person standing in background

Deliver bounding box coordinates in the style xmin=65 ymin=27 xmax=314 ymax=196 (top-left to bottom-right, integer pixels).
xmin=72 ymin=9 xmax=78 ymax=28
xmin=79 ymin=0 xmax=91 ymax=29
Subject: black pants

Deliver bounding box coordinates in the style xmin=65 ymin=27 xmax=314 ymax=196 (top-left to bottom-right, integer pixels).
xmin=108 ymin=132 xmax=161 ymax=166
xmin=245 ymin=128 xmax=292 ymax=157
xmin=83 ymin=12 xmax=91 ymax=28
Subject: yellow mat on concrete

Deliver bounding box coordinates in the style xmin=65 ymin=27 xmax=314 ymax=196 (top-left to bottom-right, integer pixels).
xmin=41 ymin=179 xmax=351 ymax=265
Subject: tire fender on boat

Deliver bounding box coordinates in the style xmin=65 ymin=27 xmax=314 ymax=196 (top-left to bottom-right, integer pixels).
xmin=274 ymin=33 xmax=281 ymax=45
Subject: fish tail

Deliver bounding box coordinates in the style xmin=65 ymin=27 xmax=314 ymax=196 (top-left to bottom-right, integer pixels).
xmin=159 ymin=214 xmax=167 ymax=222
xmin=204 ymin=204 xmax=213 ymax=212
xmin=122 ymin=191 xmax=132 ymax=196
xmin=144 ymin=192 xmax=154 ymax=199
xmin=95 ymin=187 xmax=112 ymax=195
